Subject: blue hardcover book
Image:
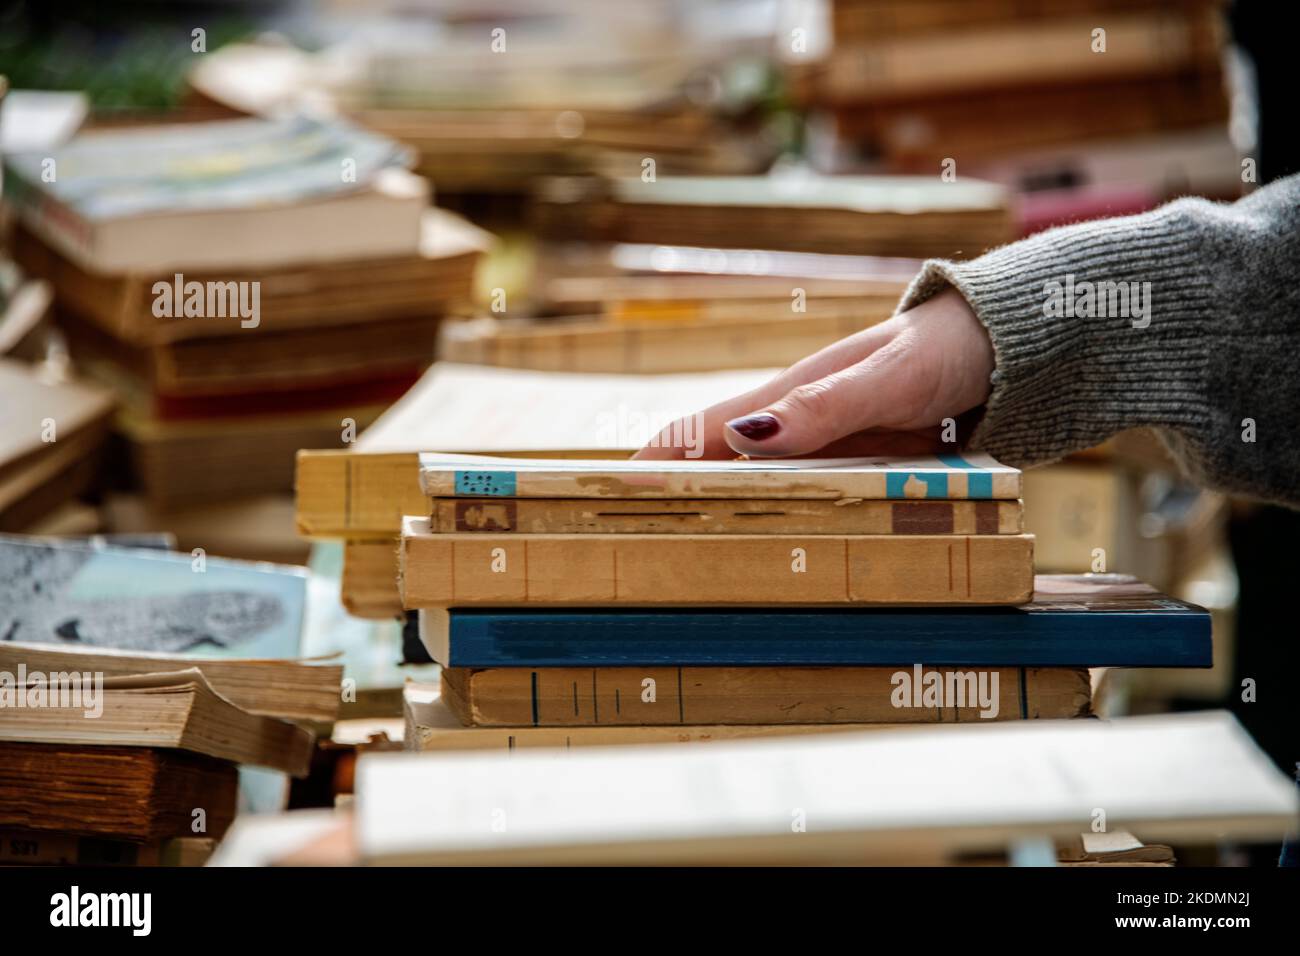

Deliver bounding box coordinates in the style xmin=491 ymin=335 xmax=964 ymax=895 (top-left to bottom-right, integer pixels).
xmin=421 ymin=575 xmax=1209 ymax=668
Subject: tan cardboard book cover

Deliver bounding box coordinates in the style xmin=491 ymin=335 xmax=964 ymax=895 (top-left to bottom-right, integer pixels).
xmin=439 ymin=665 xmax=1091 ymax=727
xmin=401 ymin=519 xmax=1035 ymax=607
xmin=403 ymin=685 xmax=912 ymax=752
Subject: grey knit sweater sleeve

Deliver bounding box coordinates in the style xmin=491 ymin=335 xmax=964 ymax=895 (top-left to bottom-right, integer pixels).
xmin=897 ymin=173 xmax=1300 ymax=506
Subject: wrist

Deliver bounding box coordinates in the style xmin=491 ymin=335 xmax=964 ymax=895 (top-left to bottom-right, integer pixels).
xmin=896 ymin=203 xmax=1215 ymax=466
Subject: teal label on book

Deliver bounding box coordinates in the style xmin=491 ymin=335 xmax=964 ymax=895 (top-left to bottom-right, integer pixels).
xmin=455 ymin=471 xmax=517 ymax=496
xmin=937 ymin=454 xmax=995 ymax=498
xmin=886 ymin=472 xmax=949 ymax=498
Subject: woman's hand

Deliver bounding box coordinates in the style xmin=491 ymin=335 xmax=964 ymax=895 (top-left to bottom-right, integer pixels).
xmin=633 ymin=288 xmax=996 ymax=460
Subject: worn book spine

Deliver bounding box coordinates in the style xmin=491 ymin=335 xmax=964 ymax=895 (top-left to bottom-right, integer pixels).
xmin=400 ymin=521 xmax=1035 ymax=606
xmin=297 ymin=451 xmax=432 ymax=537
xmin=342 ymin=537 xmax=403 ymax=619
xmin=295 ymin=449 xmax=630 ymax=537
xmin=430 ymin=496 xmax=1023 ymax=535
xmin=440 ymin=666 xmax=1090 ymax=726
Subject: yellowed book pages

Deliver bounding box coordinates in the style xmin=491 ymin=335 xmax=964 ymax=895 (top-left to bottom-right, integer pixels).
xmin=0 ymin=668 xmax=314 ymax=776
xmin=439 ymin=666 xmax=1090 ymax=727
xmin=0 ymin=642 xmax=342 ymax=725
xmin=431 ymin=496 xmax=1024 ymax=535
xmin=400 ymin=520 xmax=1036 ymax=607
xmin=404 ymin=686 xmax=917 ymax=752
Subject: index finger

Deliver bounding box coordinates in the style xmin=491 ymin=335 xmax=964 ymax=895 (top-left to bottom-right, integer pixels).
xmin=633 ymin=318 xmax=900 ymax=459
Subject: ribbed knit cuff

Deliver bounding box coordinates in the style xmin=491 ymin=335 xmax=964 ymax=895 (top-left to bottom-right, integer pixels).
xmin=897 ymin=201 xmax=1218 ymax=468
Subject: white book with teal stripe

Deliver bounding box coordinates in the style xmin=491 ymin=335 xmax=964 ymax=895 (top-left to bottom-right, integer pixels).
xmin=417 ymin=452 xmax=1019 ymax=500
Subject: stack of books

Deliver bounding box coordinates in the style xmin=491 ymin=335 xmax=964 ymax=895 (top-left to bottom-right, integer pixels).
xmin=3 ymin=115 xmax=491 ymax=511
xmin=293 ymin=363 xmax=778 ymax=620
xmin=186 ymin=9 xmax=780 ymax=202
xmin=795 ymin=0 xmax=1237 ymax=230
xmin=439 ymin=245 xmax=921 ymax=374
xmin=533 ymin=174 xmax=1013 ymax=259
xmin=0 ymin=532 xmax=343 ymax=865
xmin=799 ymin=0 xmax=1227 ymax=168
xmin=394 ymin=453 xmax=1209 ymax=752
xmin=441 ymin=175 xmax=1010 ymax=379
xmin=0 ymin=642 xmax=339 ymax=866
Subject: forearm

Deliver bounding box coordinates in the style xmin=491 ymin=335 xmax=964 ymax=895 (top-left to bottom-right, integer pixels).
xmin=897 ymin=174 xmax=1300 ymax=506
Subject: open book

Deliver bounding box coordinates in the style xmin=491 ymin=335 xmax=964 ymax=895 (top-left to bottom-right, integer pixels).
xmin=0 ymin=667 xmax=314 ymax=776
xmin=0 ymin=642 xmax=341 ymax=726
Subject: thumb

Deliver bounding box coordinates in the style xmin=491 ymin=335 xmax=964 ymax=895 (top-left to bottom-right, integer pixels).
xmin=722 ymin=347 xmax=909 ymax=457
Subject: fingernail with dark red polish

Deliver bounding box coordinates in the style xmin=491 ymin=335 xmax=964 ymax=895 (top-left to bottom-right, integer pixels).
xmin=726 ymin=413 xmax=781 ymax=441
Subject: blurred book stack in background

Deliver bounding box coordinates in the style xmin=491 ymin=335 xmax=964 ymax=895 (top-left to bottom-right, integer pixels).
xmin=440 ymin=244 xmax=919 ymax=373
xmin=4 ymin=114 xmax=489 ymax=562
xmin=187 ymin=1 xmax=786 ymax=218
xmin=532 ymin=174 xmax=1012 ymax=256
xmin=794 ymin=0 xmax=1242 ymax=233
xmin=440 ymin=173 xmax=1010 ymax=374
